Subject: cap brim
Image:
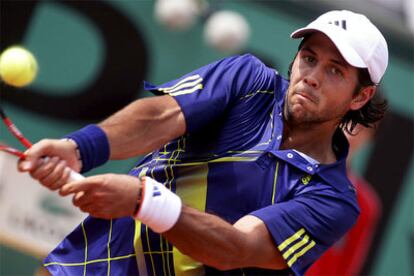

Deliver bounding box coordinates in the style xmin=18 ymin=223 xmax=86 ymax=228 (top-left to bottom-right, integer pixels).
xmin=291 ymin=25 xmax=367 ymax=69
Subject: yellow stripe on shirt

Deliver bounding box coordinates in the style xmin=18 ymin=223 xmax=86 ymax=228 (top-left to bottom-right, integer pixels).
xmin=81 ymin=221 xmax=88 ymax=276
xmin=134 ymin=221 xmax=148 ymax=275
xmin=173 ymin=164 xmax=208 ymax=275
xmin=287 ymin=240 xmax=316 ymax=267
xmin=240 ymin=90 xmax=274 ymax=100
xmin=134 ymin=168 xmax=149 ymax=275
xmin=271 ymin=162 xmax=279 ymax=204
xmin=278 ymin=228 xmax=316 ymax=268
xmin=106 ymin=219 xmax=113 ymax=276
xmin=282 ymin=234 xmax=310 ymax=260
xmin=278 ymin=228 xmax=306 ymax=251
xmin=44 ymin=254 xmax=137 ymax=267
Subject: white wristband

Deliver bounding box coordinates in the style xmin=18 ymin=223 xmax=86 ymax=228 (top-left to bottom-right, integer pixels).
xmin=134 ymin=177 xmax=182 ymax=233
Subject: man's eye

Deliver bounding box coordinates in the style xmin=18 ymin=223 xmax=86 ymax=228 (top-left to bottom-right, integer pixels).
xmin=330 ymin=67 xmax=343 ymax=76
xmin=304 ymin=56 xmax=315 ymax=63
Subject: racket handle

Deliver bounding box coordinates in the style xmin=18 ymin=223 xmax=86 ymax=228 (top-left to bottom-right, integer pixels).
xmin=68 ymin=169 xmax=85 ymax=181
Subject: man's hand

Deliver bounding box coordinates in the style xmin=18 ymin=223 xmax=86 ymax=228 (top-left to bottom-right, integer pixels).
xmin=18 ymin=139 xmax=82 ymax=190
xmin=59 ymin=174 xmax=140 ymax=219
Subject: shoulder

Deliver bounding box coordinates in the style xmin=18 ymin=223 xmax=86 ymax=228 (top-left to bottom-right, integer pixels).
xmin=300 ymin=178 xmax=360 ymax=222
xmin=219 ymin=53 xmax=266 ymax=66
xmin=210 ymin=53 xmax=270 ymax=76
xmin=212 ymin=53 xmax=282 ymax=94
xmin=225 ymin=54 xmax=289 ymax=99
xmin=300 ymin=174 xmax=359 ymax=209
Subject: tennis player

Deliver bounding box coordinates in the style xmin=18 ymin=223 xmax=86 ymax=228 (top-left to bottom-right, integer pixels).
xmin=19 ymin=10 xmax=388 ymax=275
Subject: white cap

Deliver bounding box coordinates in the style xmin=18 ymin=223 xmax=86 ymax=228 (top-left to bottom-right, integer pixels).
xmin=291 ymin=10 xmax=388 ymax=84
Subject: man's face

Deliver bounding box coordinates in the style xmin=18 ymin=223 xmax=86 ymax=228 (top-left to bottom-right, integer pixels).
xmin=285 ymin=32 xmax=360 ymax=127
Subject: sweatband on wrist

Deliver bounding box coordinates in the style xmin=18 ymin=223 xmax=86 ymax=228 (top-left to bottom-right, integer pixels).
xmin=134 ymin=177 xmax=182 ymax=233
xmin=64 ymin=124 xmax=110 ymax=173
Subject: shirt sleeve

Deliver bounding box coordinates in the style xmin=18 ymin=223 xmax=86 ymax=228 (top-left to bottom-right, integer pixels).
xmin=250 ymin=191 xmax=359 ymax=275
xmin=143 ymin=54 xmax=271 ymax=133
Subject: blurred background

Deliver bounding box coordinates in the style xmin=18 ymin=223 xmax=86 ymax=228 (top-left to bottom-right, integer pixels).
xmin=0 ymin=0 xmax=412 ymax=275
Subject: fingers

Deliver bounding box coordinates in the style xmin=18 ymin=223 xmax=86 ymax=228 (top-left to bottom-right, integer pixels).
xmin=16 ymin=138 xmax=83 ymax=191
xmin=28 ymin=156 xmax=57 ymax=180
xmin=18 ymin=139 xmax=57 ymax=172
xmin=21 ymin=157 xmax=69 ymax=190
xmin=30 ymin=156 xmax=58 ymax=178
xmin=41 ymin=160 xmax=70 ymax=190
xmin=18 ymin=159 xmax=32 ymax=172
xmin=72 ymin=191 xmax=90 ymax=207
xmin=78 ymin=202 xmax=96 ymax=214
xmin=77 ymin=203 xmax=109 ymax=219
xmin=18 ymin=138 xmax=81 ymax=173
xmin=59 ymin=178 xmax=95 ymax=196
xmin=61 ymin=174 xmax=140 ymax=219
xmin=70 ymin=189 xmax=103 ymax=217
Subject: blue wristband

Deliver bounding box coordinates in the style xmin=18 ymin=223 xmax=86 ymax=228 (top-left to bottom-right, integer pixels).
xmin=65 ymin=124 xmax=110 ymax=173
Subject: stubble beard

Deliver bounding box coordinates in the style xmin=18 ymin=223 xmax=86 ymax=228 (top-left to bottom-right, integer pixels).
xmin=284 ymin=89 xmax=323 ymax=126
xmin=283 ymin=88 xmax=344 ymax=127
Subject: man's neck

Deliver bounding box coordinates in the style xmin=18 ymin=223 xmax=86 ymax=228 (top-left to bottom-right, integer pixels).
xmin=280 ymin=120 xmax=338 ymax=164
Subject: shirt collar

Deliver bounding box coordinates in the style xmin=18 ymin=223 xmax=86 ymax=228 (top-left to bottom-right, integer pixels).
xmin=269 ymin=130 xmax=351 ymax=192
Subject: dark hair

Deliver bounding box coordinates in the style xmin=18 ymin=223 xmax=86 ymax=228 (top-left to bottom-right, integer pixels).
xmin=339 ymin=69 xmax=388 ymax=135
xmin=288 ymin=37 xmax=388 ymax=135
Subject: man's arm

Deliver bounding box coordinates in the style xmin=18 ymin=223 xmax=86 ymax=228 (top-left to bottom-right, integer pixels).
xmin=164 ymin=206 xmax=288 ymax=270
xmin=99 ymin=95 xmax=186 ymax=159
xmin=18 ymin=95 xmax=185 ymax=187
xmin=59 ymin=174 xmax=288 ymax=271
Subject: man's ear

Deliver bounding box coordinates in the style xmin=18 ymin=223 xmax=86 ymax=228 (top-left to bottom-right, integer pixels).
xmin=350 ymin=86 xmax=376 ymax=110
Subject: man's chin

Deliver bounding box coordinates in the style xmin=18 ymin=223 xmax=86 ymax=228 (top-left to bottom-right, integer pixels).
xmin=288 ymin=106 xmax=310 ymax=120
xmin=287 ymin=109 xmax=320 ymax=125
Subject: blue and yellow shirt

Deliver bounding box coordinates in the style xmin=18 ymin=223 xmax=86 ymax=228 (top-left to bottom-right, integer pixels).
xmin=44 ymin=54 xmax=359 ymax=276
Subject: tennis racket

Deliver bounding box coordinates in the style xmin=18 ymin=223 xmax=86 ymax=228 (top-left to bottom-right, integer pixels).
xmin=0 ymin=143 xmax=26 ymax=159
xmin=0 ymin=104 xmax=84 ymax=181
xmin=0 ymin=107 xmax=32 ymax=148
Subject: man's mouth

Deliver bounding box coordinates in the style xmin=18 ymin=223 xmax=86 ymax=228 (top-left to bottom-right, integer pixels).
xmin=294 ymin=90 xmax=317 ymax=104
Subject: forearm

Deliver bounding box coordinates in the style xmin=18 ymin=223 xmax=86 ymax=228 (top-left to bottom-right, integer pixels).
xmin=163 ymin=206 xmax=248 ymax=270
xmin=99 ymin=95 xmax=185 ymax=159
xmin=163 ymin=206 xmax=286 ymax=270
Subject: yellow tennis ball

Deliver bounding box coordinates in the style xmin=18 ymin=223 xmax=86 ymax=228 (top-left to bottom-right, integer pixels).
xmin=0 ymin=46 xmax=38 ymax=87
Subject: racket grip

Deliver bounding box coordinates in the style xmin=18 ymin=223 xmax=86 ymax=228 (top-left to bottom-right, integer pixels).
xmin=68 ymin=169 xmax=85 ymax=181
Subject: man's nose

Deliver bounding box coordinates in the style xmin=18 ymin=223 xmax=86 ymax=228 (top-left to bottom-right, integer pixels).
xmin=303 ymin=68 xmax=322 ymax=89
